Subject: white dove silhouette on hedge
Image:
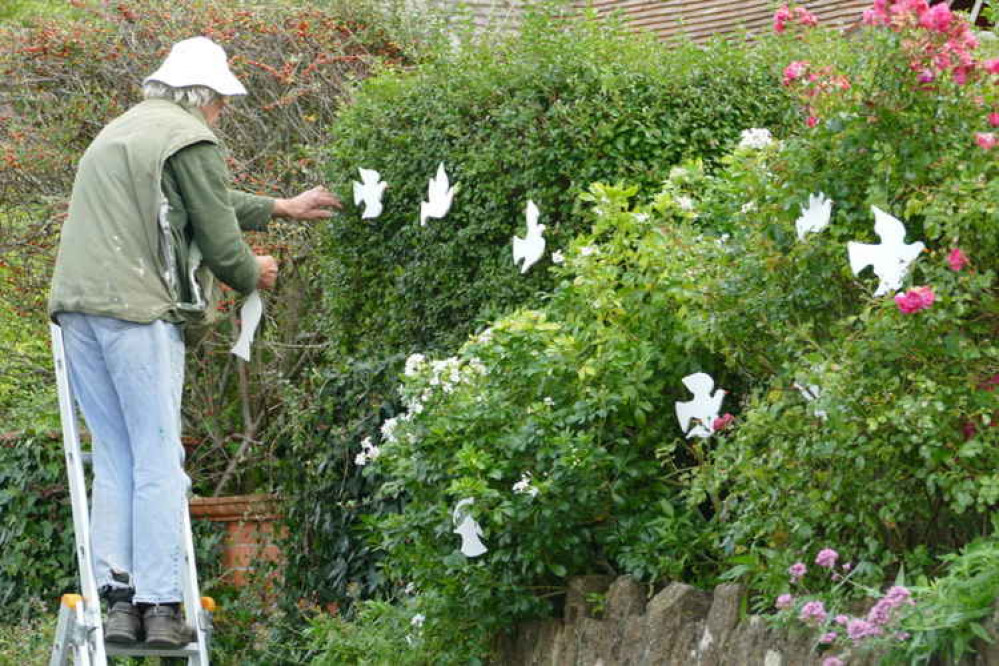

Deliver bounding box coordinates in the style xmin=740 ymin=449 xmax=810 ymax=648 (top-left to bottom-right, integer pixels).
xmin=452 ymin=498 xmax=487 ymax=558
xmin=353 ymin=167 xmax=387 ymax=219
xmin=231 ymin=291 xmax=263 ymax=362
xmin=847 ymin=206 xmax=924 ymax=296
xmin=796 ymin=192 xmax=833 ymax=241
xmin=512 ymin=200 xmax=546 ymax=274
xmin=420 ymin=162 xmax=454 ymax=226
xmin=675 ymin=372 xmax=726 ymax=439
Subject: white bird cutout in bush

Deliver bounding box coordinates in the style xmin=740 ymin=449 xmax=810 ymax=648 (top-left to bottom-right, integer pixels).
xmin=452 ymin=498 xmax=487 ymax=558
xmin=512 ymin=200 xmax=546 ymax=273
xmin=795 ymin=192 xmax=833 ymax=241
xmin=847 ymin=206 xmax=925 ymax=297
xmin=419 ymin=162 xmax=454 ymax=226
xmin=231 ymin=291 xmax=263 ymax=362
xmin=675 ymin=372 xmax=726 ymax=439
xmin=353 ymin=167 xmax=386 ymax=219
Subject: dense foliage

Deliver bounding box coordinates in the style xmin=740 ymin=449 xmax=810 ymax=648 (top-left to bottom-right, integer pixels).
xmin=286 ymin=6 xmax=799 ymax=613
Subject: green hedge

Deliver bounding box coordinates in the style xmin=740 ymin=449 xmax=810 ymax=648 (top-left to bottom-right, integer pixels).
xmin=285 ymin=10 xmax=798 ymax=611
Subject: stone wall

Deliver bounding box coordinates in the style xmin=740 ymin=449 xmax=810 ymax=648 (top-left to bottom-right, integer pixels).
xmin=497 ymin=576 xmax=999 ymax=665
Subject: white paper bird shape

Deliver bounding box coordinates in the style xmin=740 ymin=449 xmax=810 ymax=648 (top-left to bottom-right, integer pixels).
xmin=795 ymin=192 xmax=833 ymax=241
xmin=847 ymin=207 xmax=925 ymax=297
xmin=353 ymin=167 xmax=387 ymax=219
xmin=794 ymin=382 xmax=828 ymax=420
xmin=512 ymin=200 xmax=546 ymax=274
xmin=231 ymin=291 xmax=263 ymax=362
xmin=452 ymin=498 xmax=487 ymax=558
xmin=675 ymin=372 xmax=726 ymax=439
xmin=419 ymin=162 xmax=454 ymax=226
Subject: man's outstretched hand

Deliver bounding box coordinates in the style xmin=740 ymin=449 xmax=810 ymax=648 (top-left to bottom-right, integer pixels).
xmin=274 ymin=186 xmax=342 ymax=220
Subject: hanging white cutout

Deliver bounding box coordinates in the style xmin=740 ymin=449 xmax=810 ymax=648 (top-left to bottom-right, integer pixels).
xmin=452 ymin=498 xmax=487 ymax=558
xmin=353 ymin=167 xmax=387 ymax=219
xmin=512 ymin=200 xmax=546 ymax=274
xmin=795 ymin=192 xmax=833 ymax=241
xmin=847 ymin=206 xmax=925 ymax=296
xmin=231 ymin=291 xmax=263 ymax=362
xmin=675 ymin=372 xmax=726 ymax=439
xmin=420 ymin=162 xmax=454 ymax=226
xmin=794 ymin=382 xmax=828 ymax=420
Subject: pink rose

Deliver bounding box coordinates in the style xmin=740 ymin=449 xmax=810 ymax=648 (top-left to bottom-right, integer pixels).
xmin=783 ymin=60 xmax=809 ymax=85
xmin=773 ymin=5 xmax=791 ymax=33
xmin=976 ymin=132 xmax=997 ymax=150
xmin=948 ymin=248 xmax=968 ymax=271
xmin=895 ymin=286 xmax=936 ymax=314
xmin=918 ymin=3 xmax=953 ymax=32
xmin=712 ymin=413 xmax=735 ymax=432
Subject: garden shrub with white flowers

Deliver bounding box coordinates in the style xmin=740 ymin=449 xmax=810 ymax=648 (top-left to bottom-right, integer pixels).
xmin=308 ymin=2 xmax=999 ymax=663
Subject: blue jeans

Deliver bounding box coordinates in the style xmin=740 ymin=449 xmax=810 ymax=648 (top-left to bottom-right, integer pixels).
xmin=57 ymin=312 xmax=189 ymax=604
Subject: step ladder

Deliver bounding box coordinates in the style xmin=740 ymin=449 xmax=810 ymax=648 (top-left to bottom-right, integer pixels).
xmin=48 ymin=323 xmax=215 ymax=665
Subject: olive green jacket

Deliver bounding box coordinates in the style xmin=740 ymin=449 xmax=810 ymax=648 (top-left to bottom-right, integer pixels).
xmin=49 ymin=99 xmax=272 ymax=324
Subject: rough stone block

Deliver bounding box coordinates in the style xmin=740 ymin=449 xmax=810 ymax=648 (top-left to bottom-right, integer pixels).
xmin=605 ymin=576 xmax=647 ymax=623
xmin=564 ymin=575 xmax=615 ymax=622
xmin=641 ymin=583 xmax=712 ymax=665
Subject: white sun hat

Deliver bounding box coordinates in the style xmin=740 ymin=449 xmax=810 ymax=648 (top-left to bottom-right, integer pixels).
xmin=144 ymin=36 xmax=247 ymax=96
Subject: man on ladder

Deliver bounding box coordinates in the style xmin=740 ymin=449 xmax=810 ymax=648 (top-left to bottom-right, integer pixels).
xmin=47 ymin=36 xmax=338 ymax=660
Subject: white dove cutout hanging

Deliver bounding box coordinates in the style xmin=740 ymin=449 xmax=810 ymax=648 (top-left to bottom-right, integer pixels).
xmin=353 ymin=167 xmax=387 ymax=219
xmin=795 ymin=192 xmax=833 ymax=241
xmin=794 ymin=382 xmax=828 ymax=420
xmin=452 ymin=498 xmax=487 ymax=558
xmin=419 ymin=162 xmax=454 ymax=226
xmin=512 ymin=200 xmax=546 ymax=274
xmin=231 ymin=291 xmax=263 ymax=362
xmin=847 ymin=207 xmax=925 ymax=297
xmin=675 ymin=372 xmax=726 ymax=439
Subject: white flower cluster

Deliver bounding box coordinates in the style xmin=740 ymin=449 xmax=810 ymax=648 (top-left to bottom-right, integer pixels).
xmin=675 ymin=195 xmax=695 ymax=212
xmin=410 ymin=613 xmax=426 ymax=628
xmin=738 ymin=127 xmax=775 ymax=150
xmin=512 ymin=472 xmax=539 ymax=498
xmin=354 ymin=436 xmax=381 ymax=467
xmin=551 ymin=250 xmax=565 ymax=265
xmin=579 ymin=245 xmax=597 ymax=257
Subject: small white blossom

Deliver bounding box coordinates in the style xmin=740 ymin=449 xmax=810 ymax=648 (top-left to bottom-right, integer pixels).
xmin=404 ymin=353 xmax=427 ymax=377
xmin=579 ymin=245 xmax=596 ymax=257
xmin=738 ymin=127 xmax=774 ymax=150
xmin=357 ymin=436 xmax=381 ymax=465
xmin=740 ymin=201 xmax=756 ymax=214
xmin=676 ymin=196 xmax=695 ymax=211
xmin=634 ymin=213 xmax=649 ymax=222
xmin=355 ymin=452 xmax=369 ymax=466
xmin=381 ymin=417 xmax=400 ymax=443
xmin=404 ymin=582 xmax=417 ymax=595
xmin=513 ymin=472 xmax=539 ymax=497
xmin=543 ymin=396 xmax=555 ymax=407
xmin=551 ymin=250 xmax=565 ymax=265
xmin=476 ymin=327 xmax=493 ymax=344
xmin=411 ymin=613 xmax=426 ymax=628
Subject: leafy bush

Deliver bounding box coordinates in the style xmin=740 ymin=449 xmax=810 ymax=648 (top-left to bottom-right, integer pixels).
xmin=289 ymin=6 xmax=799 ymax=613
xmin=0 ymin=432 xmax=74 ymax=622
xmin=669 ymin=3 xmax=999 ymax=595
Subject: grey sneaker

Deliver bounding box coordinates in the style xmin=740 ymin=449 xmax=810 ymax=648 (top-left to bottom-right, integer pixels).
xmin=104 ymin=601 xmax=142 ymax=643
xmin=143 ymin=604 xmax=195 ymax=649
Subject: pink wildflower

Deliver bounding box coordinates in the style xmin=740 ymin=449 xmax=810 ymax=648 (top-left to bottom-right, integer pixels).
xmin=823 ymin=658 xmax=846 ymax=666
xmin=976 ymin=132 xmax=997 ymax=150
xmin=800 ymin=600 xmax=828 ymax=625
xmin=990 ymin=113 xmax=999 ymax=128
xmin=776 ymin=593 xmax=795 ymax=610
xmin=947 ymin=248 xmax=968 ymax=271
xmin=842 ymin=562 xmax=852 ymax=572
xmin=815 ymin=548 xmax=839 ymax=569
xmin=819 ymin=631 xmax=839 ymax=644
xmin=884 ymin=585 xmax=915 ymax=607
xmin=807 ymin=116 xmax=819 ymax=128
xmin=773 ymin=5 xmax=792 ymax=33
xmin=896 ymin=631 xmax=911 ymax=641
xmin=847 ymin=618 xmax=883 ymax=643
xmin=712 ymin=413 xmax=735 ymax=432
xmin=795 ymin=6 xmax=819 ymax=27
xmin=835 ymin=614 xmax=850 ymax=626
xmin=917 ymin=69 xmax=936 ymax=83
xmin=985 ymin=59 xmax=999 ymax=75
xmin=894 ymin=286 xmax=935 ymax=314
xmin=789 ymin=562 xmax=807 ymax=582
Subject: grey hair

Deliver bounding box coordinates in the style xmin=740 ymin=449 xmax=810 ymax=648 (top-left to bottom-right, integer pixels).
xmin=142 ymin=81 xmax=221 ymax=108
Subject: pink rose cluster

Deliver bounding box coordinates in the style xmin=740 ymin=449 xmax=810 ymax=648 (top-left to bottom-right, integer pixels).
xmin=773 ymin=3 xmax=819 ymax=34
xmin=862 ymin=0 xmax=979 ymax=86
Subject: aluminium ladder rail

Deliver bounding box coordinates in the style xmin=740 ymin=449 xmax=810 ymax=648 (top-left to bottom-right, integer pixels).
xmin=48 ymin=323 xmax=214 ymax=666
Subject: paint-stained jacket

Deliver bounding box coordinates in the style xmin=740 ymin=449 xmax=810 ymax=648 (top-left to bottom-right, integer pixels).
xmin=49 ymin=99 xmax=272 ymax=325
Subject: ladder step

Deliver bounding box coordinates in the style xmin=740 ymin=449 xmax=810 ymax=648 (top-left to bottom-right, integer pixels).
xmin=105 ymin=642 xmax=200 ymax=657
